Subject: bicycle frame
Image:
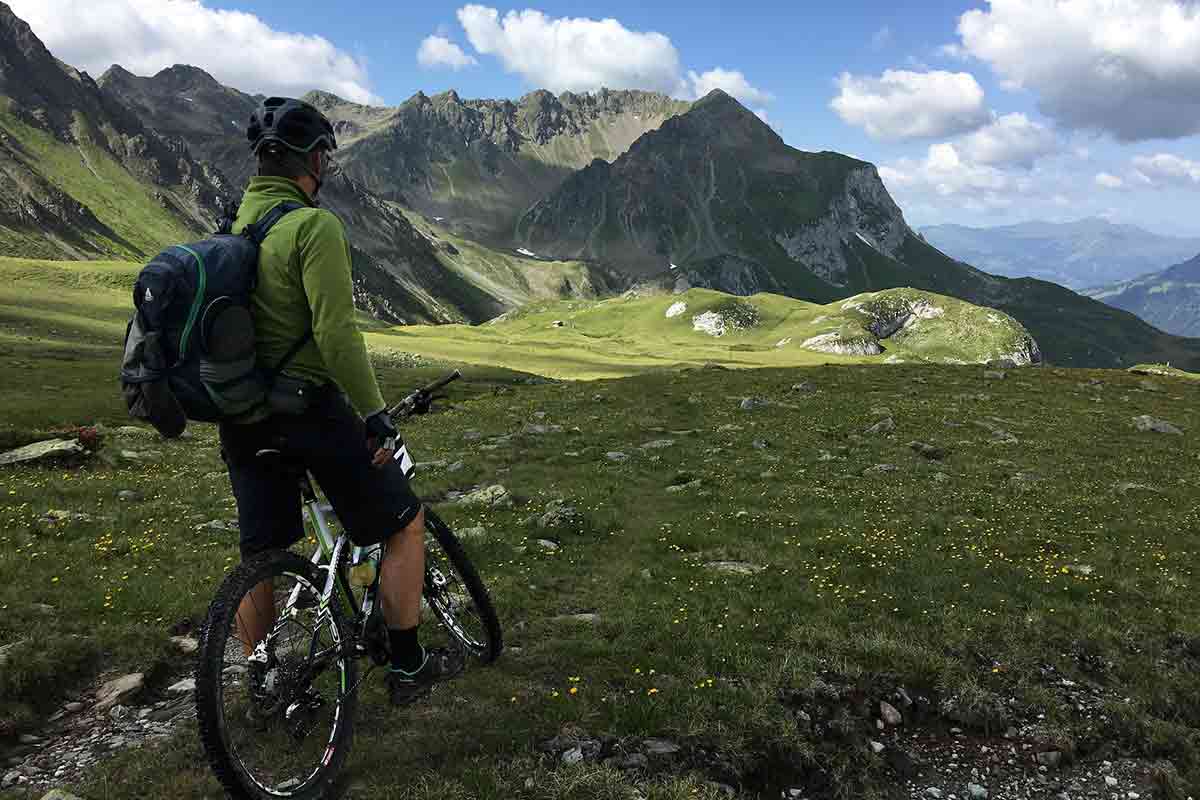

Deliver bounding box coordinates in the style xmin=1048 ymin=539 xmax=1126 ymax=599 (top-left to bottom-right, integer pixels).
xmin=255 ymin=472 xmax=376 ymax=677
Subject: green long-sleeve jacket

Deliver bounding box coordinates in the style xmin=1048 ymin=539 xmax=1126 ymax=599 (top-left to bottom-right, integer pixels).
xmin=233 ymin=177 xmax=385 ymax=418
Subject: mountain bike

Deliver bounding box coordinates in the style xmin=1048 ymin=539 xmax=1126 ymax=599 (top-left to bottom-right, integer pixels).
xmin=194 ymin=370 xmax=503 ymax=800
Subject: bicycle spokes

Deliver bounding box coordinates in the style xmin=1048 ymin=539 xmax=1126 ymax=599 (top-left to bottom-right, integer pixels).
xmin=220 ymin=570 xmax=350 ymax=795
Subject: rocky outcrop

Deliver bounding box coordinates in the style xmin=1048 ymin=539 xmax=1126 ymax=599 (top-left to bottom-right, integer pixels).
xmin=774 ymin=168 xmax=908 ymax=286
xmin=801 ymin=333 xmax=885 ymax=356
xmin=332 ymin=87 xmax=690 ymax=237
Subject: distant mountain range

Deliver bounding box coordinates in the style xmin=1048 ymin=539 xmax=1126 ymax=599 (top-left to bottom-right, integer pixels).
xmin=920 ymin=219 xmax=1200 ymax=290
xmin=1 ymin=0 xmax=1199 ymax=369
xmin=1084 ymin=253 xmax=1200 ymax=337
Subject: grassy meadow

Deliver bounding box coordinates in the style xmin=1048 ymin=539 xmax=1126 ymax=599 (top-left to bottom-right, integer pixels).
xmin=0 ymin=257 xmax=1199 ymax=799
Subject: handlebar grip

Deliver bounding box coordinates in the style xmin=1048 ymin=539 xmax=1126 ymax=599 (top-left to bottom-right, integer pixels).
xmin=421 ymin=369 xmax=461 ymax=394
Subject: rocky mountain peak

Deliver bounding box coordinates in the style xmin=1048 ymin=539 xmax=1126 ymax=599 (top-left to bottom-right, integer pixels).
xmin=303 ymin=89 xmax=355 ymax=110
xmin=652 ymin=89 xmax=782 ymax=152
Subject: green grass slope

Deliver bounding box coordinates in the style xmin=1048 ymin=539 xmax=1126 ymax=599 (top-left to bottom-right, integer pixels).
xmin=1 ymin=313 xmax=1198 ymax=797
xmin=0 ymin=106 xmax=197 ymax=260
xmin=367 ymin=287 xmax=1038 ymax=380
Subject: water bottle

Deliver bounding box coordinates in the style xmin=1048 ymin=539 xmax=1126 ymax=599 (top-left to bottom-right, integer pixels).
xmin=349 ymin=545 xmax=381 ymax=587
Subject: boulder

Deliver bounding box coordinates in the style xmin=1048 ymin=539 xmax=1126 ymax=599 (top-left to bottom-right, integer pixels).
xmin=908 ymin=441 xmax=946 ymax=460
xmin=167 ymin=678 xmax=196 ymax=694
xmin=865 ymin=417 xmax=895 ymax=435
xmin=0 ymin=439 xmax=85 ymax=467
xmin=1133 ymin=415 xmax=1182 ymax=435
xmin=456 ymin=485 xmax=513 ymax=508
xmin=94 ymin=673 xmax=144 ymax=711
xmin=170 ymin=636 xmax=199 ymax=654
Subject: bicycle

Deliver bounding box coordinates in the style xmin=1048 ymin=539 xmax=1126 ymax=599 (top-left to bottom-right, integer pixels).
xmin=194 ymin=370 xmax=503 ymax=800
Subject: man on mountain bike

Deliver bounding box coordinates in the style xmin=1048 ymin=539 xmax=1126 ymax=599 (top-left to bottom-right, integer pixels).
xmin=219 ymin=97 xmax=461 ymax=706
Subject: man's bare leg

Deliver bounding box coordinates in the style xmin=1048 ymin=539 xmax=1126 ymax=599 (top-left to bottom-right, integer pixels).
xmin=236 ymin=579 xmax=276 ymax=658
xmin=379 ymin=508 xmax=426 ymax=633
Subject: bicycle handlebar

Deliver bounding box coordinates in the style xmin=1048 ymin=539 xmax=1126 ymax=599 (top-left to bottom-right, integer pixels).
xmin=387 ymin=369 xmax=462 ymax=419
xmin=421 ymin=369 xmax=462 ymax=395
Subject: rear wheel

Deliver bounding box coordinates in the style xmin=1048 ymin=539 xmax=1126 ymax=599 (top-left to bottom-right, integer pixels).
xmin=421 ymin=509 xmax=503 ymax=664
xmin=196 ymin=551 xmax=357 ymax=800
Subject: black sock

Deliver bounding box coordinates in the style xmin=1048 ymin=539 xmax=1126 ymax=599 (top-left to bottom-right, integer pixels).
xmin=388 ymin=626 xmax=425 ymax=674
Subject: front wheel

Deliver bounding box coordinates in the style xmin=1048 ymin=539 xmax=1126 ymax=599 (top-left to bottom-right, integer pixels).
xmin=422 ymin=509 xmax=503 ymax=664
xmin=196 ymin=551 xmax=358 ymax=800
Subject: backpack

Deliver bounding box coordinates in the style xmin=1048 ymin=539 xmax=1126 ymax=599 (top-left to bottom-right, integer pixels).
xmin=120 ymin=202 xmax=310 ymax=438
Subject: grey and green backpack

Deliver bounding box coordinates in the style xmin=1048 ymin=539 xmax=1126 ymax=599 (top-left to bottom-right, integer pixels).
xmin=119 ymin=202 xmax=308 ymax=438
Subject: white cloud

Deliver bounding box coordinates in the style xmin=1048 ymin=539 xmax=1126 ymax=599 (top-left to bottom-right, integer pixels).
xmin=417 ymin=35 xmax=477 ymax=70
xmin=831 ymin=69 xmax=990 ymax=140
xmin=960 ymin=112 xmax=1058 ymax=168
xmin=457 ymin=5 xmax=682 ymax=94
xmin=881 ymin=143 xmax=1013 ymax=199
xmin=954 ymin=0 xmax=1200 ymax=141
xmin=1095 ymin=172 xmax=1125 ymax=189
xmin=9 ymin=0 xmax=380 ymax=104
xmin=685 ymin=68 xmax=772 ymax=105
xmin=455 ymin=6 xmax=769 ymax=106
xmin=1131 ymin=153 xmax=1200 ymax=186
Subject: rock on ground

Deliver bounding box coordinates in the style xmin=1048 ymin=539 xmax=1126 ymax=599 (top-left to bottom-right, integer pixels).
xmin=704 ymin=561 xmax=764 ymax=575
xmin=456 ymin=485 xmax=513 ymax=507
xmin=94 ymin=673 xmax=144 ymax=711
xmin=866 ymin=417 xmax=896 ymax=435
xmin=0 ymin=439 xmax=86 ymax=467
xmin=1132 ymin=415 xmax=1182 ymax=434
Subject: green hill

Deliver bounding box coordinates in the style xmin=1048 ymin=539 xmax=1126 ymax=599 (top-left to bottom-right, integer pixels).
xmin=366 ymin=287 xmax=1039 ymax=379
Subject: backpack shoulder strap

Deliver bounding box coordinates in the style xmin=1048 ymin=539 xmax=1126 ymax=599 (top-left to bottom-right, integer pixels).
xmin=269 ymin=330 xmax=314 ymax=379
xmin=243 ymin=201 xmax=306 ymax=246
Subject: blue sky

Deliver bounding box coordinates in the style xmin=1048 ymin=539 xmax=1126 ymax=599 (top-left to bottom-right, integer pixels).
xmin=13 ymin=0 xmax=1200 ymax=235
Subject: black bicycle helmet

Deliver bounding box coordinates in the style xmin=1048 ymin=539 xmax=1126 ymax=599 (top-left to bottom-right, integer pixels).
xmin=247 ymin=97 xmax=337 ymax=155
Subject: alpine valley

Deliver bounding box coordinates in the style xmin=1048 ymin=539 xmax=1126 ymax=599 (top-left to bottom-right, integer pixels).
xmin=2 ymin=0 xmax=1199 ymax=369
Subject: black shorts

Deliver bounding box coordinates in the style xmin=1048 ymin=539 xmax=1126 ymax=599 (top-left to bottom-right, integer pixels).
xmin=219 ymin=389 xmax=422 ymax=557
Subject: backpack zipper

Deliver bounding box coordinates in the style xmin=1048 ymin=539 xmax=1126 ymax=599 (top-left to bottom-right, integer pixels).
xmin=174 ymin=245 xmax=207 ymax=362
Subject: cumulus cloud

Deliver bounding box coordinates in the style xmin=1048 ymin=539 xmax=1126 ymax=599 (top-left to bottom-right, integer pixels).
xmin=1131 ymin=153 xmax=1200 ymax=186
xmin=960 ymin=112 xmax=1058 ymax=168
xmin=1095 ymin=172 xmax=1125 ymax=189
xmin=685 ymin=68 xmax=772 ymax=105
xmin=457 ymin=5 xmax=682 ymax=94
xmin=955 ymin=0 xmax=1200 ymax=141
xmin=417 ymin=35 xmax=477 ymax=70
xmin=831 ymin=69 xmax=990 ymax=140
xmin=9 ymin=0 xmax=380 ymax=104
xmin=454 ymin=6 xmax=770 ymax=105
xmin=880 ymin=143 xmax=1013 ymax=198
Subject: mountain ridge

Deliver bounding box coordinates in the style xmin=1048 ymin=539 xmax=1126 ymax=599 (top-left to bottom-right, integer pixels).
xmin=920 ymin=218 xmax=1200 ymax=289
xmin=328 ymin=86 xmax=691 ymax=241
xmin=0 ymin=0 xmax=230 ymax=259
xmin=514 ymin=90 xmax=1200 ymax=369
xmin=1084 ymin=252 xmax=1200 ymax=337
